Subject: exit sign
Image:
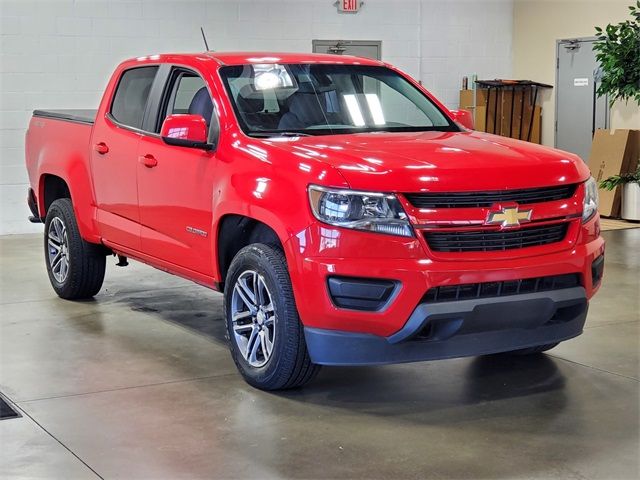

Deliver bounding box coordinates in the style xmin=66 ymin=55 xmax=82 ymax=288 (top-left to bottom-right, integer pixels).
xmin=337 ymin=0 xmax=362 ymax=13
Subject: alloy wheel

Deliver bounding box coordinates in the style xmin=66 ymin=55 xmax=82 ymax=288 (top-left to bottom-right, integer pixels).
xmin=48 ymin=217 xmax=70 ymax=283
xmin=230 ymin=270 xmax=276 ymax=368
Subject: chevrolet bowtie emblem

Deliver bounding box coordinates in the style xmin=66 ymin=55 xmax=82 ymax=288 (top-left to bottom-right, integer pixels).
xmin=486 ymin=206 xmax=532 ymax=227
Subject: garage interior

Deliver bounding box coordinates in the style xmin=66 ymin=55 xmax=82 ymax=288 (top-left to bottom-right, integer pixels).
xmin=1 ymin=1 xmax=639 ymax=479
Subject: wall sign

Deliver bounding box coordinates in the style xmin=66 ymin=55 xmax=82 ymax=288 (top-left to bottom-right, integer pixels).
xmin=336 ymin=0 xmax=362 ymax=13
xmin=574 ymin=78 xmax=589 ymax=87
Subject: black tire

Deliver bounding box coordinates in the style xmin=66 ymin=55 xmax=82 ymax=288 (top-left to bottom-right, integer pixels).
xmin=44 ymin=198 xmax=106 ymax=299
xmin=223 ymin=243 xmax=320 ymax=390
xmin=505 ymin=342 xmax=559 ymax=355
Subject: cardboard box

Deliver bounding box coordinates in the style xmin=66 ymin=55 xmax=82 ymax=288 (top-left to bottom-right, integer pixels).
xmin=459 ymin=89 xmax=488 ymax=132
xmin=459 ymin=89 xmax=487 ymax=109
xmin=587 ymin=129 xmax=640 ymax=217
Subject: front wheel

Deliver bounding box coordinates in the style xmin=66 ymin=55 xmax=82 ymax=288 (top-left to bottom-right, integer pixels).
xmin=223 ymin=243 xmax=320 ymax=390
xmin=44 ymin=198 xmax=106 ymax=299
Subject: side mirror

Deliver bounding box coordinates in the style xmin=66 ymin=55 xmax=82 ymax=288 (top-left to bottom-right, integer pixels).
xmin=450 ymin=109 xmax=474 ymax=130
xmin=160 ymin=114 xmax=213 ymax=150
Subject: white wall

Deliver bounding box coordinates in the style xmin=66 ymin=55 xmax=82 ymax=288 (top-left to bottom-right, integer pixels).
xmin=0 ymin=0 xmax=513 ymax=235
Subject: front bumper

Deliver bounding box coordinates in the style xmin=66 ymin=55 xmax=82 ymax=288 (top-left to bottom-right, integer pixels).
xmin=305 ymin=286 xmax=587 ymax=365
xmin=286 ymin=220 xmax=604 ymax=337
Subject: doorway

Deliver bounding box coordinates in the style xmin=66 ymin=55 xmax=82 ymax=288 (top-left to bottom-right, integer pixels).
xmin=312 ymin=40 xmax=382 ymax=60
xmin=555 ymin=37 xmax=609 ymax=162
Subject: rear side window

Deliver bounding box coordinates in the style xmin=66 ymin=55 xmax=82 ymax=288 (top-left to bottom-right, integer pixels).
xmin=110 ymin=66 xmax=158 ymax=129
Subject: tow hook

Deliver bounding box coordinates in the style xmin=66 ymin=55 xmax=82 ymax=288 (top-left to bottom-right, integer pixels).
xmin=115 ymin=255 xmax=129 ymax=267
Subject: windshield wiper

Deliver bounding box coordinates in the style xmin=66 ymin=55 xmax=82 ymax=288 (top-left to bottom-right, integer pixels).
xmin=249 ymin=131 xmax=313 ymax=138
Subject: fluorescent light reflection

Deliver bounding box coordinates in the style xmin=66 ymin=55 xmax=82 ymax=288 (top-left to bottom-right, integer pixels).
xmin=344 ymin=94 xmax=365 ymax=126
xmin=365 ymin=94 xmax=385 ymax=125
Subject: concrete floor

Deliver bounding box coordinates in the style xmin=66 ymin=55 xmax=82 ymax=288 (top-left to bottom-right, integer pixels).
xmin=0 ymin=230 xmax=638 ymax=480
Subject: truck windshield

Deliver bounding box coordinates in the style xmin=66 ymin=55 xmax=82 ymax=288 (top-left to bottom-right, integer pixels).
xmin=219 ymin=64 xmax=458 ymax=137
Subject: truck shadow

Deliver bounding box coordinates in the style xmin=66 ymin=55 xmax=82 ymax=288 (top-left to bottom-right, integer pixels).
xmin=111 ymin=285 xmax=229 ymax=346
xmin=287 ymin=353 xmax=566 ymax=412
xmin=111 ymin=283 xmax=569 ymax=412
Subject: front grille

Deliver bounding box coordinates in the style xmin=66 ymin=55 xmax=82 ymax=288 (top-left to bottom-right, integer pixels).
xmin=405 ymin=184 xmax=577 ymax=208
xmin=424 ymin=223 xmax=568 ymax=252
xmin=422 ymin=273 xmax=581 ymax=303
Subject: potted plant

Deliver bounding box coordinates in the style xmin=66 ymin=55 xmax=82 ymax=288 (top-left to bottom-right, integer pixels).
xmin=600 ymin=165 xmax=640 ymax=221
xmin=593 ymin=1 xmax=640 ymax=106
xmin=592 ymin=3 xmax=640 ymax=220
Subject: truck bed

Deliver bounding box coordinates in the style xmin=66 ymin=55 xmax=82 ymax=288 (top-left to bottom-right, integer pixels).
xmin=33 ymin=109 xmax=97 ymax=125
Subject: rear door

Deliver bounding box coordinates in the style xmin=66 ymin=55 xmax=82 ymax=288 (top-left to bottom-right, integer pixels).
xmin=136 ymin=67 xmax=218 ymax=276
xmin=90 ymin=66 xmax=159 ymax=250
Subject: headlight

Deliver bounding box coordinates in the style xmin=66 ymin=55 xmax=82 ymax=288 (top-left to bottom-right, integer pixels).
xmin=308 ymin=185 xmax=413 ymax=237
xmin=582 ymin=177 xmax=599 ymax=222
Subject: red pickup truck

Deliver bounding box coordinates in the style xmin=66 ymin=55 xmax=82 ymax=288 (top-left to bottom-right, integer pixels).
xmin=25 ymin=52 xmax=604 ymax=390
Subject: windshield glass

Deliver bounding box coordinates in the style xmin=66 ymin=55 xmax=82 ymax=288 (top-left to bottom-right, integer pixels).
xmin=219 ymin=64 xmax=458 ymax=136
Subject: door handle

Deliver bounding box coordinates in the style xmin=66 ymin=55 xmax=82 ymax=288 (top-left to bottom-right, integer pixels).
xmin=139 ymin=154 xmax=158 ymax=168
xmin=94 ymin=142 xmax=109 ymax=155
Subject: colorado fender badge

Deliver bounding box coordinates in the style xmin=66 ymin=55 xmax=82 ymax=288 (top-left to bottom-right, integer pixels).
xmin=186 ymin=226 xmax=208 ymax=237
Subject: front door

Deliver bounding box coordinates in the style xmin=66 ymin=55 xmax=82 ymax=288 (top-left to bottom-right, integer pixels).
xmin=90 ymin=65 xmax=159 ymax=250
xmin=137 ymin=68 xmax=217 ymax=276
xmin=555 ymin=38 xmax=609 ymax=162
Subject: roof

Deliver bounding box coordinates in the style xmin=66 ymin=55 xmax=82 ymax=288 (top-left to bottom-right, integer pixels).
xmin=204 ymin=51 xmax=383 ymax=66
xmin=119 ymin=52 xmax=385 ymax=73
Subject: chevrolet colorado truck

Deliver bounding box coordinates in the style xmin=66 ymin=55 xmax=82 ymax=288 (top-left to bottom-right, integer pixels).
xmin=25 ymin=52 xmax=605 ymax=390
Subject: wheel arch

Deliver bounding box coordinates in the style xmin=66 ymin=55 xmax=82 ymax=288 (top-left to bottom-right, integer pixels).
xmin=40 ymin=174 xmax=71 ymax=215
xmin=36 ymin=164 xmax=100 ymax=244
xmin=215 ymin=214 xmax=285 ymax=289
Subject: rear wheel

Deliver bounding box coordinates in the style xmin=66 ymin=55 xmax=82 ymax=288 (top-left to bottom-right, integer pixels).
xmin=224 ymin=243 xmax=320 ymax=390
xmin=44 ymin=198 xmax=106 ymax=299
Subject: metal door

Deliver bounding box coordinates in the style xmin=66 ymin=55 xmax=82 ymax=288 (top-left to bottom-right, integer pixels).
xmin=556 ymin=38 xmax=609 ymax=161
xmin=312 ymin=40 xmax=381 ymax=60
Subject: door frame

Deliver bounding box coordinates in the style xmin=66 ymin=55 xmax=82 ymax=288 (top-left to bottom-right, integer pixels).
xmin=554 ymin=36 xmax=610 ymax=148
xmin=312 ymin=39 xmax=382 ymax=60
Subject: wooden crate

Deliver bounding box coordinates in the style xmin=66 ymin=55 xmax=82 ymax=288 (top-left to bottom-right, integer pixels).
xmin=459 ymin=88 xmax=542 ymax=144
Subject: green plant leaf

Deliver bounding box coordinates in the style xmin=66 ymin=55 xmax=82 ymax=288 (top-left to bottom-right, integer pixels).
xmin=601 ymin=165 xmax=640 ymax=189
xmin=593 ymin=4 xmax=640 ymax=106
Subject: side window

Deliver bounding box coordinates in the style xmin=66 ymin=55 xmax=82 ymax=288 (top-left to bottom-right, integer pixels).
xmin=110 ymin=66 xmax=158 ymax=129
xmin=168 ymin=75 xmax=205 ymax=115
xmin=158 ymin=69 xmax=213 ymax=131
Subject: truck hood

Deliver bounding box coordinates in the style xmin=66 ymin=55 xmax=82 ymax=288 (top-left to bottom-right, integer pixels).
xmin=264 ymin=131 xmax=590 ymax=192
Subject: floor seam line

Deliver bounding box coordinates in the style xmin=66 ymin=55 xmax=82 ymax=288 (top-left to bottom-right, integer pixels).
xmin=16 ymin=373 xmax=236 ymax=403
xmin=1 ymin=392 xmax=105 ymax=480
xmin=547 ymin=354 xmax=639 ymax=382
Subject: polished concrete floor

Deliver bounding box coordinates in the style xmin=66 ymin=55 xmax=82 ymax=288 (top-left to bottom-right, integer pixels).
xmin=0 ymin=230 xmax=638 ymax=479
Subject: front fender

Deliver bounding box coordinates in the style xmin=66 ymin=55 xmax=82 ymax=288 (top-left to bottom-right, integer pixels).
xmin=210 ymin=134 xmax=349 ymax=281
